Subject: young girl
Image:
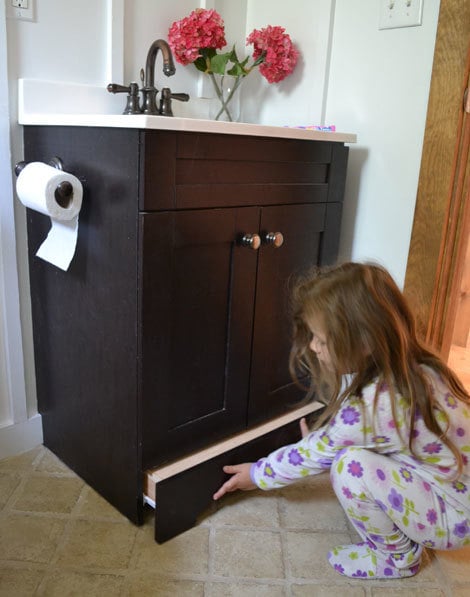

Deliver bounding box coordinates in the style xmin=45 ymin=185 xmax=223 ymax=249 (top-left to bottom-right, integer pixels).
xmin=213 ymin=262 xmax=470 ymax=580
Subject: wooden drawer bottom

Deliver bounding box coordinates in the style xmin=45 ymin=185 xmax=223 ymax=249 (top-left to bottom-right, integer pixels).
xmin=144 ymin=402 xmax=324 ymax=543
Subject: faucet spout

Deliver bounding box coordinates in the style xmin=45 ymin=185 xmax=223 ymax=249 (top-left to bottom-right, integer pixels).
xmin=108 ymin=38 xmax=188 ymax=116
xmin=144 ymin=39 xmax=176 ymax=89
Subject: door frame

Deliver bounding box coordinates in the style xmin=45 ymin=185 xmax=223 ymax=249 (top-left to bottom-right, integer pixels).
xmin=404 ymin=0 xmax=470 ymax=359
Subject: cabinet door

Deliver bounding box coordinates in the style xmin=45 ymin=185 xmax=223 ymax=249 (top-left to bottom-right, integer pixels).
xmin=248 ymin=203 xmax=327 ymax=425
xmin=140 ymin=207 xmax=259 ymax=467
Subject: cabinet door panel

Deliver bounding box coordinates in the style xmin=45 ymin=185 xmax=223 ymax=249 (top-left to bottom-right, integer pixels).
xmin=248 ymin=203 xmax=326 ymax=425
xmin=141 ymin=208 xmax=259 ymax=467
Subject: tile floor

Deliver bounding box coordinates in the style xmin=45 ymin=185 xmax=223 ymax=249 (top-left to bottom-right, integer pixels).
xmin=0 ymin=447 xmax=469 ymax=596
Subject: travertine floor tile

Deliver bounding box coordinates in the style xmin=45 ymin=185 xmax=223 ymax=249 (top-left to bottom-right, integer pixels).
xmin=433 ymin=546 xmax=470 ymax=584
xmin=211 ymin=491 xmax=281 ymax=528
xmin=291 ymin=584 xmax=366 ymax=596
xmin=36 ymin=569 xmax=125 ymax=597
xmin=0 ymin=447 xmax=43 ymax=473
xmin=132 ymin=523 xmax=210 ymax=575
xmin=206 ymin=581 xmax=286 ymax=596
xmin=369 ymin=588 xmax=445 ymax=596
xmin=284 ymin=530 xmax=351 ymax=580
xmin=451 ymin=586 xmax=470 ymax=597
xmin=280 ymin=474 xmax=349 ymax=532
xmin=12 ymin=475 xmax=84 ymax=514
xmin=0 ymin=446 xmax=468 ymax=595
xmin=35 ymin=449 xmax=75 ymax=475
xmin=0 ymin=473 xmax=21 ymax=509
xmin=0 ymin=566 xmax=44 ymax=596
xmin=124 ymin=574 xmax=205 ymax=596
xmin=213 ymin=528 xmax=284 ymax=579
xmin=56 ymin=519 xmax=137 ymax=570
xmin=0 ymin=514 xmax=65 ymax=564
xmin=75 ymin=485 xmax=128 ymax=521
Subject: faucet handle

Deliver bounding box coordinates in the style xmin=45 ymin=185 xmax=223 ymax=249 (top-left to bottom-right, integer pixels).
xmin=107 ymin=82 xmax=141 ymax=115
xmin=159 ymin=87 xmax=190 ymax=117
xmin=171 ymin=92 xmax=190 ymax=102
xmin=107 ymin=83 xmax=130 ymax=94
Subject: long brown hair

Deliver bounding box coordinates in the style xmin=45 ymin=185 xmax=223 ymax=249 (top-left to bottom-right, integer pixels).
xmin=289 ymin=262 xmax=469 ymax=476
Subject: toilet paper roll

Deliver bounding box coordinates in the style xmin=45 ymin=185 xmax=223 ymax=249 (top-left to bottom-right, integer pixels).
xmin=16 ymin=162 xmax=83 ymax=271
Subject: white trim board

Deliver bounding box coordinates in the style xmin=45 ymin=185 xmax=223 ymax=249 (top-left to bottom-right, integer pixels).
xmin=0 ymin=414 xmax=43 ymax=461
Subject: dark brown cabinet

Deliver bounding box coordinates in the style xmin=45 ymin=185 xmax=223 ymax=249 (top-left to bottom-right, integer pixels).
xmin=23 ymin=125 xmax=349 ymax=539
xmin=141 ymin=201 xmax=328 ymax=467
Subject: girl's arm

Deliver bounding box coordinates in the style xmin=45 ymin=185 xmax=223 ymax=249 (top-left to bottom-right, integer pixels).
xmin=212 ymin=463 xmax=256 ymax=500
xmin=251 ymin=391 xmax=403 ymax=490
xmin=213 ymin=418 xmax=311 ymax=500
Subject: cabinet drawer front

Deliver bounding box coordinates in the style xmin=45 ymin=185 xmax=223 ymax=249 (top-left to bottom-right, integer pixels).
xmin=144 ymin=401 xmax=324 ymax=543
xmin=140 ymin=131 xmax=347 ymax=211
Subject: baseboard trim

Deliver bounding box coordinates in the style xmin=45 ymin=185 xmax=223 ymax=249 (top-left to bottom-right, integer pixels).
xmin=0 ymin=414 xmax=43 ymax=460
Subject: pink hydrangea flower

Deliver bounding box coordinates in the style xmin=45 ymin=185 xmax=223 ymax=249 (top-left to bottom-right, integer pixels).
xmin=167 ymin=9 xmax=298 ymax=84
xmin=246 ymin=25 xmax=299 ymax=83
xmin=168 ymin=8 xmax=226 ymax=65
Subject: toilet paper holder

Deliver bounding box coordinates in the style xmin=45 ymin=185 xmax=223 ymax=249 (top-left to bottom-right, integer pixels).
xmin=15 ymin=157 xmax=74 ymax=208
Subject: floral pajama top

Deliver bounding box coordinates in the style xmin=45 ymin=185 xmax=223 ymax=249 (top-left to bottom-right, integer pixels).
xmin=250 ymin=366 xmax=470 ymax=516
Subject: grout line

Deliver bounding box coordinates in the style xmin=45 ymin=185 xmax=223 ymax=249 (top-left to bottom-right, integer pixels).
xmin=276 ymin=494 xmax=295 ymax=596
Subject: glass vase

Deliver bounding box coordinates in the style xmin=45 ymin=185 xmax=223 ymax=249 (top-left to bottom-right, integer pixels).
xmin=209 ymin=74 xmax=243 ymax=122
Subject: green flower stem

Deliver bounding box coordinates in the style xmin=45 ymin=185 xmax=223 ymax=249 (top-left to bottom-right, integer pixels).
xmin=209 ymin=73 xmax=243 ymax=121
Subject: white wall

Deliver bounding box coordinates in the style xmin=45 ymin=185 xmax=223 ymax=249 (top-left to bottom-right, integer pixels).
xmin=1 ymin=0 xmax=42 ymax=459
xmin=327 ymin=0 xmax=440 ymax=285
xmin=123 ymin=0 xmax=197 ymax=92
xmin=243 ymin=0 xmax=333 ymax=126
xmin=1 ymin=0 xmax=440 ymax=458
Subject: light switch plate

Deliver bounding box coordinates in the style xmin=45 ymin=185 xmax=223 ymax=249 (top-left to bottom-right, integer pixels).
xmin=6 ymin=0 xmax=35 ymax=21
xmin=379 ymin=0 xmax=423 ymax=30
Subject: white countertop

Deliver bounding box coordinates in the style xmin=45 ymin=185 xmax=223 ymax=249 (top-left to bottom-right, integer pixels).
xmin=19 ymin=112 xmax=356 ymax=143
xmin=18 ymin=79 xmax=357 ymax=144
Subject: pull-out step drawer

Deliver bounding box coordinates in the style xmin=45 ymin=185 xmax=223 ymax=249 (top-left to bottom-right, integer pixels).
xmin=144 ymin=402 xmax=324 ymax=543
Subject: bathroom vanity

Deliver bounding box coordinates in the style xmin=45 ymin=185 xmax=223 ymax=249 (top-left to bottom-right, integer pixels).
xmin=20 ymin=112 xmax=355 ymax=542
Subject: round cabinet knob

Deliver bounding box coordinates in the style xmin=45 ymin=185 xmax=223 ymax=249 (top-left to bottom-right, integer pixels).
xmin=240 ymin=233 xmax=261 ymax=250
xmin=264 ymin=232 xmax=284 ymax=248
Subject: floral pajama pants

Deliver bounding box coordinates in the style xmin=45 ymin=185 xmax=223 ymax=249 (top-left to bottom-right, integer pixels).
xmin=330 ymin=446 xmax=470 ymax=552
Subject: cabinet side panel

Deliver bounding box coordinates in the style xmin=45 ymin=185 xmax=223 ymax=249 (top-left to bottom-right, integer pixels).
xmin=327 ymin=144 xmax=349 ymax=203
xmin=24 ymin=126 xmax=142 ymax=523
xmin=320 ymin=202 xmax=344 ymax=265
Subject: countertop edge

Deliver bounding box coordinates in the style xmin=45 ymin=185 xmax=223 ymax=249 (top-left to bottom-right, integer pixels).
xmin=18 ymin=113 xmax=357 ymax=143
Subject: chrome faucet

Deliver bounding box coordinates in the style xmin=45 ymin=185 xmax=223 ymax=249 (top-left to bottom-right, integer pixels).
xmin=141 ymin=39 xmax=176 ymax=114
xmin=107 ymin=39 xmax=189 ymax=116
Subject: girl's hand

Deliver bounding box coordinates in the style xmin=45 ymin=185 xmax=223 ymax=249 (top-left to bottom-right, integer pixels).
xmin=213 ymin=463 xmax=256 ymax=500
xmin=300 ymin=417 xmax=310 ymax=438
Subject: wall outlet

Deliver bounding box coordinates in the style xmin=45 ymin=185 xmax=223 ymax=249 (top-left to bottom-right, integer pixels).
xmin=7 ymin=0 xmax=35 ymax=21
xmin=379 ymin=0 xmax=423 ymax=30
